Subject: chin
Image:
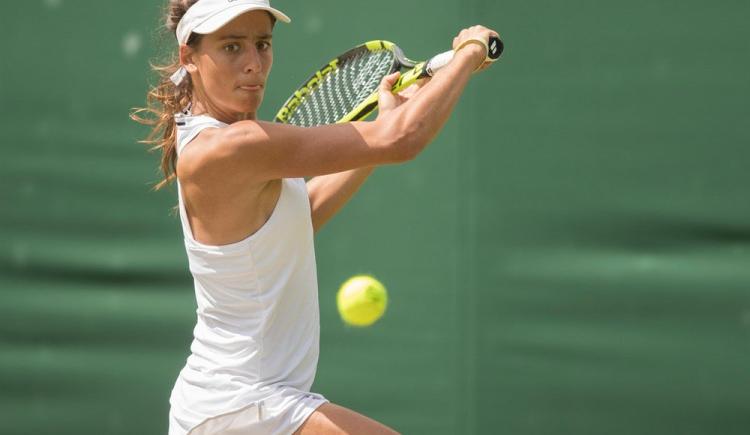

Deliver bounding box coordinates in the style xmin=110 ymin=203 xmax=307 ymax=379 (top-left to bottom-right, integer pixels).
xmin=236 ymin=96 xmax=264 ymax=114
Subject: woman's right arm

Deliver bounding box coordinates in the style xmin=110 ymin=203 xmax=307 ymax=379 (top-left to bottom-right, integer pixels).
xmin=202 ymin=26 xmax=497 ymax=184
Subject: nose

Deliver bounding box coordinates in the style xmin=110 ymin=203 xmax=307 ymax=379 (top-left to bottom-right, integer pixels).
xmin=244 ymin=46 xmax=262 ymax=74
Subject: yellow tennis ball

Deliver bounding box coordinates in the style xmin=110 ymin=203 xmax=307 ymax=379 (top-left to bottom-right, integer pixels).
xmin=336 ymin=275 xmax=388 ymax=327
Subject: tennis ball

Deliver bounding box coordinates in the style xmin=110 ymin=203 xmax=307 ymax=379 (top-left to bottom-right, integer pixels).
xmin=336 ymin=275 xmax=388 ymax=327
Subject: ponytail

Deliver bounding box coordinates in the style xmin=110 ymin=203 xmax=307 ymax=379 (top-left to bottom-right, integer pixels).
xmin=129 ymin=0 xmax=201 ymax=191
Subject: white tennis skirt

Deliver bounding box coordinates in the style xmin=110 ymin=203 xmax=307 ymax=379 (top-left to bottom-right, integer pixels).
xmin=169 ymin=389 xmax=328 ymax=435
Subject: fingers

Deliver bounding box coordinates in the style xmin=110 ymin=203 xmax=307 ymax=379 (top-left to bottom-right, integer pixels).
xmin=452 ymin=25 xmax=500 ymax=53
xmin=377 ymin=72 xmax=403 ymax=114
xmin=452 ymin=25 xmax=499 ymax=49
xmin=452 ymin=25 xmax=501 ymax=74
xmin=379 ymin=71 xmax=401 ymax=93
xmin=397 ymin=83 xmax=420 ymax=99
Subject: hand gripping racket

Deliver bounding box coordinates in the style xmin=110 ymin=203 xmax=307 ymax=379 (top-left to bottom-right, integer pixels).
xmin=274 ymin=36 xmax=503 ymax=127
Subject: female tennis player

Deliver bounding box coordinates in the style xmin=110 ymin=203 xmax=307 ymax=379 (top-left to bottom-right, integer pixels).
xmin=131 ymin=0 xmax=498 ymax=433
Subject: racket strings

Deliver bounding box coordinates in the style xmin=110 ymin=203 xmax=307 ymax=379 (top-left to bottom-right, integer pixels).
xmin=287 ymin=49 xmax=395 ymax=126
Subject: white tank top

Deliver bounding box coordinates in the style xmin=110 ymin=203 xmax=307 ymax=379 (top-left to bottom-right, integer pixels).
xmin=168 ymin=112 xmax=322 ymax=433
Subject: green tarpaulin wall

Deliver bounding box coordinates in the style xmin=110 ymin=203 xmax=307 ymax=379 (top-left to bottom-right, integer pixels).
xmin=1 ymin=1 xmax=748 ymax=434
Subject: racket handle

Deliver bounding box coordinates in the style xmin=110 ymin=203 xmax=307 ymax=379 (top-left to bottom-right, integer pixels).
xmin=426 ymin=35 xmax=504 ymax=76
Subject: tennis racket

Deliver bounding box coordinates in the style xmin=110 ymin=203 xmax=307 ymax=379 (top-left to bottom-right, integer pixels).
xmin=274 ymin=36 xmax=503 ymax=127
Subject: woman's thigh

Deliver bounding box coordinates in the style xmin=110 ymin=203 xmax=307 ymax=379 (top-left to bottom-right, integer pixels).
xmin=293 ymin=402 xmax=400 ymax=435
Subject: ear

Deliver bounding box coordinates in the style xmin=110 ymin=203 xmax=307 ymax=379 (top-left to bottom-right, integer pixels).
xmin=178 ymin=44 xmax=199 ymax=74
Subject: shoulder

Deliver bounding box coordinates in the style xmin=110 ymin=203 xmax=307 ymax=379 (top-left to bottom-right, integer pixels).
xmin=175 ymin=120 xmax=265 ymax=184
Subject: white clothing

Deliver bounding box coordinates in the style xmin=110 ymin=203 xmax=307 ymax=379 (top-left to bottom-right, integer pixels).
xmin=167 ymin=112 xmax=327 ymax=435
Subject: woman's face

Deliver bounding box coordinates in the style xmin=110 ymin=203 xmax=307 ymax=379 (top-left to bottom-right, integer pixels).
xmin=184 ymin=11 xmax=274 ymax=120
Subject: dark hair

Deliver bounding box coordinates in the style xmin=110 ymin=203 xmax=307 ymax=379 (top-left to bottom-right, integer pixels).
xmin=129 ymin=0 xmax=203 ymax=192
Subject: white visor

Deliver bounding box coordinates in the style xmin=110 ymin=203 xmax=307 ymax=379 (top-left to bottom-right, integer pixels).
xmin=171 ymin=0 xmax=290 ymax=86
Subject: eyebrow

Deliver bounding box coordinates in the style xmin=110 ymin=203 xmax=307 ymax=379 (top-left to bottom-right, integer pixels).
xmin=218 ymin=33 xmax=273 ymax=40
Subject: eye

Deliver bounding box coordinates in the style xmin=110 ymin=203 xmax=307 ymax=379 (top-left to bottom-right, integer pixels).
xmin=223 ymin=43 xmax=240 ymax=53
xmin=257 ymin=40 xmax=271 ymax=51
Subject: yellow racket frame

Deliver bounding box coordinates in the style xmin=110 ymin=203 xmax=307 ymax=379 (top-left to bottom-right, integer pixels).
xmin=274 ymin=40 xmax=429 ymax=125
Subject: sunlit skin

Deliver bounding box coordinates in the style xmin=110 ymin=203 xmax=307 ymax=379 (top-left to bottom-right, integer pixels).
xmin=179 ymin=11 xmax=275 ymax=124
xmin=170 ymin=16 xmax=498 ymax=433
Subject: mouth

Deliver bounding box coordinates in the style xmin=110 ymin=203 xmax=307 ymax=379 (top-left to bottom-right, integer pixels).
xmin=239 ymin=84 xmax=264 ymax=91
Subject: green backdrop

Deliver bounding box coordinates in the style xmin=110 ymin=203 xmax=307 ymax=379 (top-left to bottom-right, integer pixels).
xmin=1 ymin=0 xmax=749 ymax=434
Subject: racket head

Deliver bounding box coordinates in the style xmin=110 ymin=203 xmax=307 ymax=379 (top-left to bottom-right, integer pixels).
xmin=274 ymin=41 xmax=408 ymax=126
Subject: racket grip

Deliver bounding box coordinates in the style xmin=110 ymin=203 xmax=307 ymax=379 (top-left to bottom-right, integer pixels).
xmin=425 ymin=51 xmax=455 ymax=76
xmin=426 ymin=35 xmax=504 ymax=76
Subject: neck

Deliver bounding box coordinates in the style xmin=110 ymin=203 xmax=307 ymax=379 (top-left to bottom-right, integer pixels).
xmin=190 ymin=100 xmax=256 ymax=124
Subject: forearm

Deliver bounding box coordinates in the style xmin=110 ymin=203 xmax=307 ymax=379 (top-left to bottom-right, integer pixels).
xmin=377 ymin=47 xmax=483 ymax=158
xmin=307 ymin=166 xmax=376 ymax=233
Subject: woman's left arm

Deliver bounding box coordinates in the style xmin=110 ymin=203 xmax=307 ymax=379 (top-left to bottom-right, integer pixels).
xmin=307 ymin=167 xmax=375 ymax=233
